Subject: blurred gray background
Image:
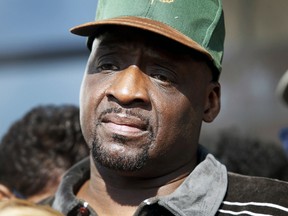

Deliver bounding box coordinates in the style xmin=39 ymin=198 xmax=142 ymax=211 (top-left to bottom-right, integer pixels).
xmin=1 ymin=0 xmax=288 ymax=146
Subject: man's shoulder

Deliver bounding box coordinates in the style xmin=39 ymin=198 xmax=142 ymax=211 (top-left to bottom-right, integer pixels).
xmin=227 ymin=172 xmax=288 ymax=201
xmin=218 ymin=172 xmax=288 ymax=215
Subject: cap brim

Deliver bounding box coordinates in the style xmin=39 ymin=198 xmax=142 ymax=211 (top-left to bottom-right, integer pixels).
xmin=70 ymin=16 xmax=212 ymax=60
xmin=276 ymin=70 xmax=288 ymax=105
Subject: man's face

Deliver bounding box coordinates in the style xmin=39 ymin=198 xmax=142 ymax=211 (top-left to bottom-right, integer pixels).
xmin=80 ymin=27 xmax=220 ymax=176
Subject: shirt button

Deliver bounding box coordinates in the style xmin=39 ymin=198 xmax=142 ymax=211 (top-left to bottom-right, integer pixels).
xmin=79 ymin=206 xmax=89 ymax=216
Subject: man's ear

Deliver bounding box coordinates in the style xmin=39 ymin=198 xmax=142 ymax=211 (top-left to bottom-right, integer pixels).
xmin=203 ymin=82 xmax=221 ymax=123
xmin=0 ymin=184 xmax=14 ymax=200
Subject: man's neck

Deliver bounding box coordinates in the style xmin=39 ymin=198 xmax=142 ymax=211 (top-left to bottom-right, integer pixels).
xmin=77 ymin=158 xmax=196 ymax=216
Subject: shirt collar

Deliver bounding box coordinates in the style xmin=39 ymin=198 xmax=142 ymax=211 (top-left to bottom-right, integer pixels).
xmin=157 ymin=154 xmax=228 ymax=216
xmin=52 ymin=157 xmax=96 ymax=215
xmin=53 ymin=148 xmax=227 ymax=216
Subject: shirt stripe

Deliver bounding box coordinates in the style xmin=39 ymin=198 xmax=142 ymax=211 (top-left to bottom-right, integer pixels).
xmin=218 ymin=209 xmax=272 ymax=216
xmin=223 ymin=201 xmax=288 ymax=212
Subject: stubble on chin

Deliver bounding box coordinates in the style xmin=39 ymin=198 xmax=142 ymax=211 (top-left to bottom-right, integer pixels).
xmin=91 ymin=136 xmax=150 ymax=172
xmin=90 ymin=107 xmax=155 ymax=171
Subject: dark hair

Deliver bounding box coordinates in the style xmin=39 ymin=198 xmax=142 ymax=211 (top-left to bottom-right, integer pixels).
xmin=205 ymin=129 xmax=288 ymax=181
xmin=0 ymin=104 xmax=89 ymax=197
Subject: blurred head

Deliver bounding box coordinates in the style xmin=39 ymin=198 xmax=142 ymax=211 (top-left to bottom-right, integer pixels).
xmin=276 ymin=69 xmax=288 ymax=106
xmin=206 ymin=129 xmax=288 ymax=181
xmin=0 ymin=199 xmax=63 ymax=216
xmin=0 ymin=104 xmax=89 ymax=202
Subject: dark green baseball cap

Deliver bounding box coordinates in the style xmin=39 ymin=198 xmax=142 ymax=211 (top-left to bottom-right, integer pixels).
xmin=71 ymin=0 xmax=225 ymax=73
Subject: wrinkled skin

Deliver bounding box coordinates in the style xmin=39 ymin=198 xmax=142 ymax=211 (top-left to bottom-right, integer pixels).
xmin=80 ymin=26 xmax=220 ymax=178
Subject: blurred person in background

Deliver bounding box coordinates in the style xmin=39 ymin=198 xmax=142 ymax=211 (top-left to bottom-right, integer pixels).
xmin=204 ymin=129 xmax=288 ymax=181
xmin=0 ymin=198 xmax=64 ymax=216
xmin=276 ymin=69 xmax=288 ymax=157
xmin=279 ymin=127 xmax=288 ymax=158
xmin=0 ymin=104 xmax=89 ymax=203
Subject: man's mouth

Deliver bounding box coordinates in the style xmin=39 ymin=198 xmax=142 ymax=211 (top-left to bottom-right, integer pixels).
xmin=101 ymin=112 xmax=148 ymax=137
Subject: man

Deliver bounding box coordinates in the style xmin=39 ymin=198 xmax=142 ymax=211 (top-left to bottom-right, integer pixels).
xmin=0 ymin=105 xmax=89 ymax=203
xmin=52 ymin=0 xmax=288 ymax=215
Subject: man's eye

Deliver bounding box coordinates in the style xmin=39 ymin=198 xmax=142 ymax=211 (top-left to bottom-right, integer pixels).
xmin=151 ymin=73 xmax=175 ymax=84
xmin=152 ymin=74 xmax=169 ymax=81
xmin=97 ymin=64 xmax=119 ymax=72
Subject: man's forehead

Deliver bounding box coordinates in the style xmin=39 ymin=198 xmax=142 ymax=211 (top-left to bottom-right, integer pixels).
xmin=91 ymin=26 xmax=201 ymax=59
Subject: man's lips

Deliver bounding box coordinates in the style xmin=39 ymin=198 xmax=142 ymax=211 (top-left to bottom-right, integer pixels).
xmin=101 ymin=113 xmax=148 ymax=136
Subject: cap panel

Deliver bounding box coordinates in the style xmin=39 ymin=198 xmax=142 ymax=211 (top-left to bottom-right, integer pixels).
xmin=96 ymin=0 xmax=151 ymax=20
xmin=96 ymin=0 xmax=222 ymax=48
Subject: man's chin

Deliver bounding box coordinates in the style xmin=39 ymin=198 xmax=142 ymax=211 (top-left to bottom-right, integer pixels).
xmin=91 ymin=140 xmax=149 ymax=172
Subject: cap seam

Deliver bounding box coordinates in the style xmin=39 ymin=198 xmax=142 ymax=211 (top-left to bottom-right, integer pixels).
xmin=202 ymin=0 xmax=222 ymax=47
xmin=144 ymin=1 xmax=153 ymax=17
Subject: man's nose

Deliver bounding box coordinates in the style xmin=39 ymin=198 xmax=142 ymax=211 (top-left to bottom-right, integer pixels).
xmin=105 ymin=65 xmax=150 ymax=105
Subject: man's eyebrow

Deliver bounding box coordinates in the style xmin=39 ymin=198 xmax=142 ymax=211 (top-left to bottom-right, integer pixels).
xmin=96 ymin=41 xmax=128 ymax=52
